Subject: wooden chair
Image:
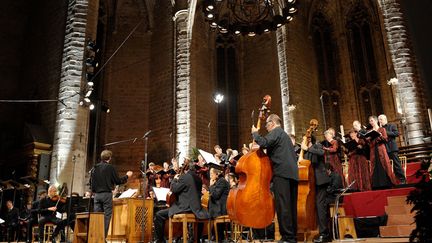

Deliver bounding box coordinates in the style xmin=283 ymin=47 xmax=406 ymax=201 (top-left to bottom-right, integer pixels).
xmin=168 ymin=213 xmax=209 ymax=243
xmin=329 ymin=203 xmax=357 ymax=240
xmin=43 ymin=223 xmax=56 ymax=243
xmin=212 ymin=215 xmax=230 ymax=242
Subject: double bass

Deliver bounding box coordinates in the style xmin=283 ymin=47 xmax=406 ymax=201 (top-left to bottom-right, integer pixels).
xmin=297 ymin=119 xmax=319 ymax=236
xmin=227 ymin=95 xmax=275 ymax=228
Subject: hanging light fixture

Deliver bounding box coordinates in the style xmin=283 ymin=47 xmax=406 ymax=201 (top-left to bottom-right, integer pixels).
xmin=203 ymin=0 xmax=298 ymax=36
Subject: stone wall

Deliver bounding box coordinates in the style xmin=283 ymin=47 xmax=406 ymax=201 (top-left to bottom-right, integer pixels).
xmin=100 ymin=0 xmax=151 ymax=172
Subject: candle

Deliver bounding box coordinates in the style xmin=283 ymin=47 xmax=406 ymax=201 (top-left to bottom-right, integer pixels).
xmin=340 ymin=125 xmax=345 ymax=143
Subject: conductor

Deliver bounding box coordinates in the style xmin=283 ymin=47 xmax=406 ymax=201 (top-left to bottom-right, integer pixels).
xmin=90 ymin=150 xmax=133 ymax=237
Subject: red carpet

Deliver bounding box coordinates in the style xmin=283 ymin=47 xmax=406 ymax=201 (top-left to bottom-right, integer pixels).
xmin=343 ymin=187 xmax=415 ymax=217
xmin=406 ymin=162 xmax=422 ymax=184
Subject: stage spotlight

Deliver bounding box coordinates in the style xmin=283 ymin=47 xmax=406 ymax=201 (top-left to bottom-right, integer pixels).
xmin=89 ymin=103 xmax=95 ymax=110
xmin=87 ymin=81 xmax=94 ymax=87
xmin=101 ymin=103 xmax=110 ymax=113
xmin=87 ymin=40 xmax=100 ymax=53
xmin=85 ymin=88 xmax=93 ymax=98
xmin=213 ymin=93 xmax=224 ymax=103
xmin=273 ymin=15 xmax=285 ymax=28
xmin=86 ymin=57 xmax=99 ymax=68
xmin=84 ymin=97 xmax=91 ymax=103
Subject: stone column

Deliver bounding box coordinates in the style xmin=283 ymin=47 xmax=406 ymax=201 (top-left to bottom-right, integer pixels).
xmin=174 ymin=9 xmax=194 ymax=163
xmin=276 ymin=26 xmax=295 ymax=135
xmin=51 ymin=0 xmax=99 ymax=194
xmin=378 ymin=0 xmax=427 ymax=145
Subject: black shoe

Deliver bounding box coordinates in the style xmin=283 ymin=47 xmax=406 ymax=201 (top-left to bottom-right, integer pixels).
xmin=313 ymin=234 xmax=331 ymax=243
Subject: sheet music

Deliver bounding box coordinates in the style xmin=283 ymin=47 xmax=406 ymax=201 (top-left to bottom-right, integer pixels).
xmin=152 ymin=187 xmax=170 ymax=201
xmin=198 ymin=149 xmax=217 ymax=164
xmin=118 ymin=188 xmax=138 ymax=198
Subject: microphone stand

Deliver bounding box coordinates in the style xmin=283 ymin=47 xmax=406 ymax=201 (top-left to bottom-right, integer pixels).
xmin=332 ymin=180 xmax=355 ymax=241
xmin=141 ymin=130 xmax=151 ymax=243
xmin=66 ymin=155 xmax=77 ymax=243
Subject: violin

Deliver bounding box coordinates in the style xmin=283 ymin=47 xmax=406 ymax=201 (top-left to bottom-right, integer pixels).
xmin=50 ymin=195 xmax=67 ymax=203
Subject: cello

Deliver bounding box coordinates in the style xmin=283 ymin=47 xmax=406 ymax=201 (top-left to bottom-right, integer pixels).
xmin=297 ymin=119 xmax=319 ymax=238
xmin=227 ymin=95 xmax=275 ymax=228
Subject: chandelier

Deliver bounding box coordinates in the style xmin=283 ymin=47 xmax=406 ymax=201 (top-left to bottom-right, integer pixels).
xmin=202 ymin=0 xmax=298 ymax=36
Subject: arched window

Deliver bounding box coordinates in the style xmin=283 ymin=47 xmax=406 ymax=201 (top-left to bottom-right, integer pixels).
xmin=312 ymin=13 xmax=341 ymax=129
xmin=216 ymin=35 xmax=239 ymax=150
xmin=347 ymin=4 xmax=383 ymax=120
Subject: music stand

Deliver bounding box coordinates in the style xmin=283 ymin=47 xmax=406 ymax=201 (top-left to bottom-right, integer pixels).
xmin=332 ymin=181 xmax=364 ymax=242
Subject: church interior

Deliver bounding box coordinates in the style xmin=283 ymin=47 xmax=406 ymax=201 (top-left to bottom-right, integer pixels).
xmin=1 ymin=0 xmax=431 ymax=242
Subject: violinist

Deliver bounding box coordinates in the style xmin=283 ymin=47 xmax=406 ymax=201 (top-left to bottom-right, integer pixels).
xmin=38 ymin=185 xmax=66 ymax=243
xmin=252 ymin=114 xmax=299 ymax=243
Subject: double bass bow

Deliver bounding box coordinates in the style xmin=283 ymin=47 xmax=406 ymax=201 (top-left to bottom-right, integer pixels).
xmin=227 ymin=95 xmax=275 ymax=228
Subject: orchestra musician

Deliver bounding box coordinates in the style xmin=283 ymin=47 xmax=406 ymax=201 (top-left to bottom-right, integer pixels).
xmin=207 ymin=166 xmax=230 ymax=241
xmin=301 ymin=135 xmax=332 ymax=243
xmin=38 ymin=185 xmax=66 ymax=243
xmin=325 ymin=163 xmax=343 ymax=203
xmin=378 ymin=114 xmax=406 ymax=184
xmin=252 ymin=114 xmax=299 ymax=243
xmin=367 ymin=116 xmax=398 ymax=189
xmin=19 ymin=201 xmax=32 ymax=242
xmin=153 ymin=161 xmax=209 ymax=243
xmin=4 ymin=200 xmax=19 ymax=242
xmin=90 ymin=149 xmax=133 ymax=237
xmin=289 ymin=134 xmax=301 ymax=160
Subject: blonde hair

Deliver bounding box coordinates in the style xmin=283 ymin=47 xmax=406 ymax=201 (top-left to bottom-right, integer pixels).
xmin=100 ymin=150 xmax=112 ymax=161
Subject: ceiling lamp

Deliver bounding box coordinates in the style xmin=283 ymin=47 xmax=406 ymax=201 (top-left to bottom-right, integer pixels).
xmin=203 ymin=0 xmax=298 ymax=36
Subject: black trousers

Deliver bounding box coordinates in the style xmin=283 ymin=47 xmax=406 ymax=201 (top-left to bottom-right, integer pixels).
xmin=154 ymin=208 xmax=169 ymax=242
xmin=93 ymin=192 xmax=113 ymax=237
xmin=388 ymin=151 xmax=405 ymax=182
xmin=154 ymin=209 xmax=204 ymax=242
xmin=316 ymin=184 xmax=329 ymax=236
xmin=273 ymin=177 xmax=298 ymax=242
xmin=38 ymin=215 xmax=62 ymax=242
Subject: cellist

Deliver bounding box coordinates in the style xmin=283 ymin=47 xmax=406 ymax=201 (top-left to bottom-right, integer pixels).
xmin=252 ymin=114 xmax=299 ymax=243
